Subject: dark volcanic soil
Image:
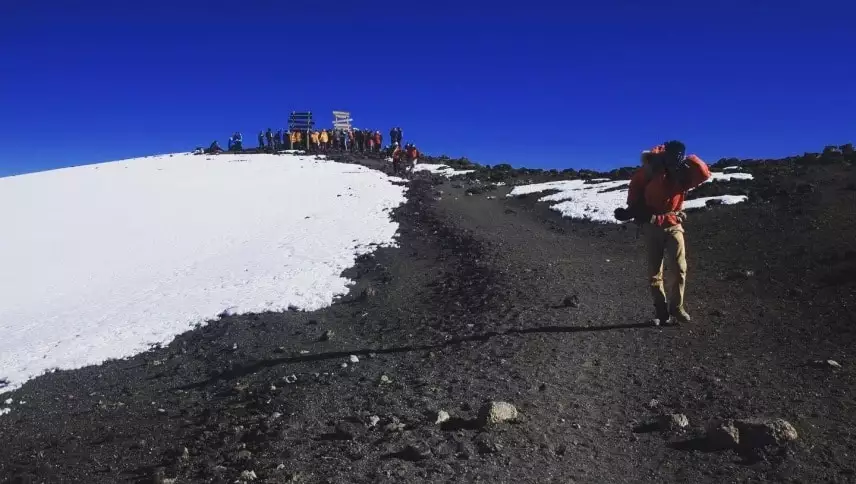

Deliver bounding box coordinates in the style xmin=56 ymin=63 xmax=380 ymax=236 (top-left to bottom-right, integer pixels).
xmin=1 ymin=154 xmax=855 ymax=484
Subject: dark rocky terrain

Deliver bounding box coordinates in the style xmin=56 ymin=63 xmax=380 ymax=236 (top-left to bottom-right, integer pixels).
xmin=1 ymin=149 xmax=855 ymax=483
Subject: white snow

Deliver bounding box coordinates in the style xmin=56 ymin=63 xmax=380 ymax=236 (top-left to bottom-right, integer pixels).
xmin=508 ymin=169 xmax=753 ymax=223
xmin=0 ymin=152 xmax=406 ymax=393
xmin=0 ymin=408 xmax=10 ymax=416
xmin=722 ymin=166 xmax=741 ymax=171
xmin=683 ymin=195 xmax=748 ymax=209
xmin=413 ymin=163 xmax=475 ymax=177
xmin=508 ymin=179 xmax=630 ymax=222
xmin=708 ymin=172 xmax=753 ymax=182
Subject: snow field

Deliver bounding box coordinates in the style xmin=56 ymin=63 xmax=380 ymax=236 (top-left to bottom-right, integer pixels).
xmin=0 ymin=153 xmax=407 ymax=393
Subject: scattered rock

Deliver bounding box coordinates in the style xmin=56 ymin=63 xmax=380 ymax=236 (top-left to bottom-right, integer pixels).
xmin=360 ymin=286 xmax=378 ymax=300
xmin=735 ymin=418 xmax=799 ymax=448
xmin=706 ymin=419 xmax=740 ymax=450
xmin=648 ymin=399 xmax=660 ymax=409
xmin=383 ymin=418 xmax=406 ymax=433
xmin=478 ymin=401 xmax=519 ymax=427
xmin=235 ymin=449 xmax=253 ymax=462
xmin=239 ymin=469 xmax=258 ymax=481
xmin=179 ymin=447 xmax=190 ymax=462
xmin=341 ymin=363 xmax=348 ymax=369
xmin=319 ymin=330 xmax=334 ymax=342
xmin=812 ymin=359 xmax=842 ymax=369
xmin=562 ymin=295 xmax=580 ymax=308
xmin=658 ymin=413 xmax=690 ymax=431
xmin=349 ymin=355 xmax=359 ymax=364
xmin=434 ymin=410 xmax=451 ymax=425
xmin=367 ymin=415 xmax=380 ymax=428
xmin=283 ymin=374 xmax=298 ymax=384
xmin=379 ymin=375 xmax=391 ymax=385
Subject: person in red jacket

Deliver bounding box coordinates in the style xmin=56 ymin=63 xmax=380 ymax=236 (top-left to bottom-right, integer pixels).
xmin=391 ymin=142 xmax=403 ymax=175
xmin=617 ymin=140 xmax=711 ymax=325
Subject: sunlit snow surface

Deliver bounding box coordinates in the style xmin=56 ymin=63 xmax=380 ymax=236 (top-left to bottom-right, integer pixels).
xmin=0 ymin=153 xmax=406 ymax=392
xmin=508 ymin=171 xmax=754 ymax=223
xmin=413 ymin=163 xmax=475 ymax=177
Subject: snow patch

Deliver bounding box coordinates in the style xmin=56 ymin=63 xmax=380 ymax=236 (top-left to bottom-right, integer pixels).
xmin=709 ymin=172 xmax=753 ymax=182
xmin=509 ymin=169 xmax=752 ymax=223
xmin=0 ymin=153 xmax=407 ymax=392
xmin=508 ymin=179 xmax=630 ymax=222
xmin=0 ymin=408 xmax=10 ymax=417
xmin=413 ymin=163 xmax=475 ymax=177
xmin=684 ymin=195 xmax=748 ymax=209
xmin=722 ymin=166 xmax=741 ymax=171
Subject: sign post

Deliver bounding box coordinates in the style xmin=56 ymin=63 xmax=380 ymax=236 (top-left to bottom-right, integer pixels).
xmin=288 ymin=111 xmax=315 ymax=151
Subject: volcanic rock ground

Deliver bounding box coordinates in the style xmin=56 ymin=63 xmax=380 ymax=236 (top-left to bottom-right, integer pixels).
xmin=1 ymin=153 xmax=855 ymax=483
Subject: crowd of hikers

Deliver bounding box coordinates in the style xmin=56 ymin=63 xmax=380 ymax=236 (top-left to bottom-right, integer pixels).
xmin=199 ymin=126 xmax=419 ymax=175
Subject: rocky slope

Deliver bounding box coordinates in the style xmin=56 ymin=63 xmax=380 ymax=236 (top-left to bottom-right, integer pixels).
xmin=1 ymin=150 xmax=854 ymax=483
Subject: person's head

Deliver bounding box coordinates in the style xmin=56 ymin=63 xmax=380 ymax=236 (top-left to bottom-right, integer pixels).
xmin=662 ymin=140 xmax=686 ymax=167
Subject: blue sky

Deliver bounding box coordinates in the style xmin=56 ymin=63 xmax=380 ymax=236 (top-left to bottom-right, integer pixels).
xmin=1 ymin=0 xmax=854 ymax=177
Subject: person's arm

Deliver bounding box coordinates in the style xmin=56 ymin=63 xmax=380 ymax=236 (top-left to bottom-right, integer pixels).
xmin=626 ymin=168 xmax=646 ymax=206
xmin=680 ymin=154 xmax=712 ymax=190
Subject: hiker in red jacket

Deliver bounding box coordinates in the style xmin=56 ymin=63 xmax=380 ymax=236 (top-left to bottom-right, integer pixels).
xmin=391 ymin=142 xmax=403 ymax=175
xmin=616 ymin=141 xmax=711 ymax=326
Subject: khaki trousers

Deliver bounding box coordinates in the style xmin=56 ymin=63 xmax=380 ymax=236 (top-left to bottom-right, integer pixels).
xmin=644 ymin=223 xmax=687 ymax=314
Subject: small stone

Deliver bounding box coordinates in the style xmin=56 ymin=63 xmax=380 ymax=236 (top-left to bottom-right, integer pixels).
xmin=236 ymin=449 xmax=252 ymax=461
xmin=271 ymin=412 xmax=282 ymax=419
xmin=827 ymin=359 xmax=842 ymax=368
xmin=706 ymin=419 xmax=740 ymax=450
xmin=562 ymin=295 xmax=580 ymax=308
xmin=276 ymin=463 xmax=286 ymax=470
xmin=179 ymin=447 xmax=190 ymax=462
xmin=379 ymin=375 xmax=391 ymax=384
xmin=367 ymin=415 xmax=381 ymax=428
xmin=349 ymin=355 xmax=359 ymax=364
xmin=157 ymin=408 xmax=166 ymax=414
xmin=735 ymin=418 xmax=799 ymax=447
xmin=239 ymin=469 xmax=258 ymax=481
xmin=320 ymin=330 xmax=334 ymax=341
xmin=434 ymin=410 xmax=451 ymax=425
xmin=232 ymin=343 xmax=238 ymax=350
xmin=283 ymin=374 xmax=297 ymax=384
xmin=648 ymin=399 xmax=659 ymax=409
xmin=813 ymin=359 xmax=842 ymax=369
xmin=478 ymin=401 xmax=519 ymax=427
xmin=360 ymin=287 xmax=378 ymax=299
xmin=658 ymin=413 xmax=690 ymax=431
xmin=572 ymin=423 xmax=581 ymax=430
xmin=341 ymin=363 xmax=348 ymax=369
xmin=270 ymin=385 xmax=277 ymax=391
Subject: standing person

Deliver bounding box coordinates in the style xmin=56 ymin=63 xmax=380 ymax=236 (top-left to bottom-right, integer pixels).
xmin=405 ymin=142 xmax=420 ymax=174
xmin=374 ymin=131 xmax=383 ymax=152
xmin=265 ymin=128 xmax=273 ymax=150
xmin=389 ymin=128 xmax=396 ymax=147
xmin=391 ymin=142 xmax=403 ymax=175
xmin=258 ymin=131 xmax=265 ymax=150
xmin=613 ymin=141 xmax=712 ymax=326
xmin=320 ymin=129 xmax=329 ymax=152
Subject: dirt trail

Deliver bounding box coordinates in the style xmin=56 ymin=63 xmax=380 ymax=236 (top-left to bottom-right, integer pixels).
xmin=1 ymin=155 xmax=854 ymax=483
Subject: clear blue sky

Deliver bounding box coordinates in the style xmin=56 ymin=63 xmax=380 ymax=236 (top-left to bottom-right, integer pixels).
xmin=1 ymin=0 xmax=854 ymax=177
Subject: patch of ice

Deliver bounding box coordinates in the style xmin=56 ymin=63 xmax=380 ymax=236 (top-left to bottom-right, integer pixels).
xmin=722 ymin=166 xmax=741 ymax=171
xmin=684 ymin=195 xmax=748 ymax=209
xmin=589 ymin=178 xmax=610 ymax=182
xmin=413 ymin=163 xmax=475 ymax=177
xmin=0 ymin=153 xmax=407 ymax=392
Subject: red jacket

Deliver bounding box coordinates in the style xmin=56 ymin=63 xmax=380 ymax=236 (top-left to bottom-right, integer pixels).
xmin=627 ymin=154 xmax=711 ymax=227
xmin=406 ymin=147 xmax=419 ymax=161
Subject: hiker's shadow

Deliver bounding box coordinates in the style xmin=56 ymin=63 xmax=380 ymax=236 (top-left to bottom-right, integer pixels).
xmin=177 ymin=321 xmax=655 ymax=390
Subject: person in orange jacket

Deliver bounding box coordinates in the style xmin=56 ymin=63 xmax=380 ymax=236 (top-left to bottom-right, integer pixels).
xmin=319 ymin=129 xmax=329 ymax=152
xmin=616 ymin=140 xmax=711 ymax=326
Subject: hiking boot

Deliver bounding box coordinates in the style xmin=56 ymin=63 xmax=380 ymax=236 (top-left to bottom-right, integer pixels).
xmin=654 ymin=304 xmax=669 ymax=327
xmin=671 ymin=308 xmax=692 ymax=324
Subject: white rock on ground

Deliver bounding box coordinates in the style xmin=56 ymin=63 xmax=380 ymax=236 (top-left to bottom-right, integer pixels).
xmin=478 ymin=401 xmax=519 ymax=427
xmin=0 ymin=153 xmax=407 ymax=393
